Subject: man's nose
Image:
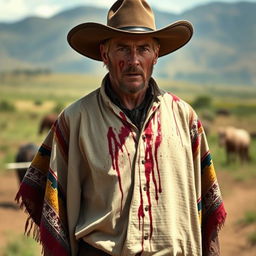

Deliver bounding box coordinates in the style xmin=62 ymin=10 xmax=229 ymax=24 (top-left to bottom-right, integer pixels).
xmin=127 ymin=50 xmax=139 ymax=65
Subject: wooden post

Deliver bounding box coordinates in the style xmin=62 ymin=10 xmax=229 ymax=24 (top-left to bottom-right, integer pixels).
xmin=5 ymin=162 xmax=31 ymax=170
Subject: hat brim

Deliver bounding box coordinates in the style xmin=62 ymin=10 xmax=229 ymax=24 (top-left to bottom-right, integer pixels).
xmin=67 ymin=20 xmax=193 ymax=61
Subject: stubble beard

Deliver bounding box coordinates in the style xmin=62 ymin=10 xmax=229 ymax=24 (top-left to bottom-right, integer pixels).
xmin=119 ymin=80 xmax=145 ymax=94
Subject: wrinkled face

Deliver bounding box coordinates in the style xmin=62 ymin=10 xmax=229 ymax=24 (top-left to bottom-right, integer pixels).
xmin=100 ymin=36 xmax=159 ymax=95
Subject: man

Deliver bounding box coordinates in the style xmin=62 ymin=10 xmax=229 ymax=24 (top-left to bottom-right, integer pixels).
xmin=16 ymin=0 xmax=226 ymax=255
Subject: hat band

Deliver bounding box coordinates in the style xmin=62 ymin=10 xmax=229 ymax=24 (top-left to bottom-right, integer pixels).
xmin=118 ymin=26 xmax=154 ymax=32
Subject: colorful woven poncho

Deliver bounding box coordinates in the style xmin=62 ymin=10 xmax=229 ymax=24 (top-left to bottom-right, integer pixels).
xmin=16 ymin=80 xmax=226 ymax=256
xmin=16 ymin=116 xmax=71 ymax=255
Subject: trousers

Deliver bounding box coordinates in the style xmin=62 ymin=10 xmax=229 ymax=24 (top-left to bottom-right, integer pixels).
xmin=78 ymin=240 xmax=111 ymax=256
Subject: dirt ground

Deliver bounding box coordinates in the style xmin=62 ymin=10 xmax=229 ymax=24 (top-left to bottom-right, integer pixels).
xmin=0 ymin=170 xmax=256 ymax=255
xmin=0 ymin=171 xmax=33 ymax=253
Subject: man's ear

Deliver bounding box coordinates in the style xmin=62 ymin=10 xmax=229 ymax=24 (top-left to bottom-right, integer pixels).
xmin=100 ymin=44 xmax=108 ymax=65
xmin=153 ymin=45 xmax=160 ymax=65
xmin=153 ymin=54 xmax=159 ymax=65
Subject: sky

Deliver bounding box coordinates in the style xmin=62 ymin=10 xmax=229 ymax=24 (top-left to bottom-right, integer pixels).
xmin=0 ymin=0 xmax=255 ymax=22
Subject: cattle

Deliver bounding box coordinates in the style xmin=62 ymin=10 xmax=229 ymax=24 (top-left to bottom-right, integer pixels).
xmin=216 ymin=108 xmax=231 ymax=116
xmin=218 ymin=126 xmax=251 ymax=164
xmin=38 ymin=113 xmax=58 ymax=134
xmin=15 ymin=143 xmax=38 ymax=183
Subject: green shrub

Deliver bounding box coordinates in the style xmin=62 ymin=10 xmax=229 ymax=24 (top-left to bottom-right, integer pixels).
xmin=248 ymin=231 xmax=256 ymax=246
xmin=34 ymin=99 xmax=43 ymax=106
xmin=238 ymin=211 xmax=256 ymax=225
xmin=0 ymin=100 xmax=16 ymax=112
xmin=192 ymin=95 xmax=212 ymax=109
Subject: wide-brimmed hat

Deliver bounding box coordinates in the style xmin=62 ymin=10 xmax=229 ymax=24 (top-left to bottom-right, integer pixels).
xmin=67 ymin=0 xmax=193 ymax=61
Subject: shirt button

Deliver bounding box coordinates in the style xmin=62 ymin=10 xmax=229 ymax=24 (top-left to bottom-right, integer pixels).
xmin=145 ymin=205 xmax=149 ymax=211
xmin=143 ymin=186 xmax=147 ymax=191
xmin=141 ymin=159 xmax=145 ymax=164
xmin=144 ymin=234 xmax=149 ymax=240
xmin=142 ymin=135 xmax=146 ymax=140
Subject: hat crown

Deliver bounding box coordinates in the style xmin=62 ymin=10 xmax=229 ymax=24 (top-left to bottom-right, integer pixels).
xmin=107 ymin=0 xmax=156 ymax=31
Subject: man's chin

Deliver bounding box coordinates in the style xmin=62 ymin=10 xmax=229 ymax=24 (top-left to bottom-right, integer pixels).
xmin=124 ymin=83 xmax=146 ymax=94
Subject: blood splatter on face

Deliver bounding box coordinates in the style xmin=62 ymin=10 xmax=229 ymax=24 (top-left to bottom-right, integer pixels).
xmin=118 ymin=60 xmax=125 ymax=72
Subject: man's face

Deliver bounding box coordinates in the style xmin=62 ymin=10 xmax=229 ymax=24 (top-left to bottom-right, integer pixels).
xmin=100 ymin=36 xmax=159 ymax=95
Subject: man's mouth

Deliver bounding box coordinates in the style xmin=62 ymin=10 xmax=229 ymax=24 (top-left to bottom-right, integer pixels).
xmin=125 ymin=73 xmax=141 ymax=76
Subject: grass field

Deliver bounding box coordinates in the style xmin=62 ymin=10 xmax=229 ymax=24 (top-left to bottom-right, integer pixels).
xmin=1 ymin=73 xmax=256 ymax=171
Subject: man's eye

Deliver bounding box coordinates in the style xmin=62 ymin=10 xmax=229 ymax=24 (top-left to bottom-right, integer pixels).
xmin=117 ymin=47 xmax=127 ymax=52
xmin=140 ymin=47 xmax=150 ymax=52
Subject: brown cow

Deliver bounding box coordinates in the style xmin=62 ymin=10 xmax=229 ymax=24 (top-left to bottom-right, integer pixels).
xmin=15 ymin=143 xmax=38 ymax=183
xmin=218 ymin=126 xmax=251 ymax=164
xmin=39 ymin=113 xmax=58 ymax=134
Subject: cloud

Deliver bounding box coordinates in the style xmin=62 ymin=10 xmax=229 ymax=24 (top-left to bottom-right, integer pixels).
xmin=0 ymin=0 xmax=28 ymax=21
xmin=0 ymin=0 xmax=64 ymax=21
xmin=0 ymin=0 xmax=114 ymax=22
xmin=34 ymin=5 xmax=61 ymax=18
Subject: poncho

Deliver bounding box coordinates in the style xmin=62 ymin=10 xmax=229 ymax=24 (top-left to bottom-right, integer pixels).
xmin=16 ymin=76 xmax=226 ymax=255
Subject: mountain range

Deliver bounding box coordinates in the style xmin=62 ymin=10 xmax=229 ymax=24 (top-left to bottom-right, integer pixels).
xmin=0 ymin=2 xmax=256 ymax=85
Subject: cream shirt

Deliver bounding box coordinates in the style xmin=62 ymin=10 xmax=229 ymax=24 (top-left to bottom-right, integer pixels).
xmin=59 ymin=76 xmax=208 ymax=255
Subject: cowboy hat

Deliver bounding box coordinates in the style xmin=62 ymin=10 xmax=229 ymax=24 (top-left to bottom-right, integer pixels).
xmin=67 ymin=0 xmax=193 ymax=61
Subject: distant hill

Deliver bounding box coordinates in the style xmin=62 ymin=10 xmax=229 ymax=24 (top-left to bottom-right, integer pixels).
xmin=0 ymin=2 xmax=255 ymax=85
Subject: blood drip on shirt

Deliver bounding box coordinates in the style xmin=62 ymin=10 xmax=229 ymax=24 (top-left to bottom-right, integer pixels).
xmin=154 ymin=111 xmax=162 ymax=195
xmin=138 ymin=111 xmax=163 ymax=241
xmin=107 ymin=123 xmax=131 ymax=212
